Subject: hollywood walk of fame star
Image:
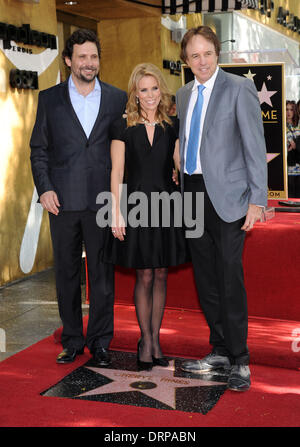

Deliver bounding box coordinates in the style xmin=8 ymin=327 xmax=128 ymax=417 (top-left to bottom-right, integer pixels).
xmin=77 ymin=361 xmax=227 ymax=410
xmin=243 ymin=69 xmax=256 ymax=81
xmin=258 ymin=82 xmax=277 ymax=107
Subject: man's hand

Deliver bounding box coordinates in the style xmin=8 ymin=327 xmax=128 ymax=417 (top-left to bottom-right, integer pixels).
xmin=40 ymin=191 xmax=60 ymax=215
xmin=241 ymin=204 xmax=263 ymax=232
xmin=172 ymin=168 xmax=179 ymax=185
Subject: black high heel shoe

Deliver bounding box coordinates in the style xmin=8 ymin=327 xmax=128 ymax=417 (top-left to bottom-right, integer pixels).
xmin=152 ymin=356 xmax=169 ymax=367
xmin=137 ymin=339 xmax=153 ymax=371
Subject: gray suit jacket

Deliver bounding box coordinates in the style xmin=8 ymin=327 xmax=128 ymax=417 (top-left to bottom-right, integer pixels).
xmin=176 ymin=67 xmax=268 ymax=223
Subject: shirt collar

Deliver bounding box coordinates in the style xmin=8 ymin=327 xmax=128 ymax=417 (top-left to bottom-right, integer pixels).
xmin=68 ymin=75 xmax=101 ymax=93
xmin=192 ymin=65 xmax=219 ymax=91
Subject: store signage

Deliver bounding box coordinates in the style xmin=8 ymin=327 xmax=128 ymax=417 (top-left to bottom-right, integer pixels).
xmin=9 ymin=69 xmax=38 ymax=90
xmin=277 ymin=7 xmax=300 ymax=33
xmin=0 ymin=23 xmax=57 ymax=90
xmin=0 ymin=22 xmax=57 ymax=50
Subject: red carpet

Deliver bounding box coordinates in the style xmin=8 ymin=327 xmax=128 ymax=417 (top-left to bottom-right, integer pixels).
xmin=1 ymin=304 xmax=300 ymax=427
xmin=0 ymin=306 xmax=300 ymax=427
xmin=53 ymin=306 xmax=300 ymax=371
xmin=112 ymin=205 xmax=300 ymax=321
xmin=1 ymin=207 xmax=300 ymax=427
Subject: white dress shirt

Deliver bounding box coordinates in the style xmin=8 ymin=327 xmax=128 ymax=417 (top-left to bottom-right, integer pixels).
xmin=184 ymin=66 xmax=219 ymax=174
xmin=68 ymin=75 xmax=101 ymax=138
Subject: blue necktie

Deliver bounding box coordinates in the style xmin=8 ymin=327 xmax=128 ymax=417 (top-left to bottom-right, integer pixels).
xmin=186 ymin=84 xmax=205 ymax=175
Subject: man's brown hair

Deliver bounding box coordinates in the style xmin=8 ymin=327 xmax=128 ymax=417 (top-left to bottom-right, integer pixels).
xmin=180 ymin=26 xmax=221 ymax=62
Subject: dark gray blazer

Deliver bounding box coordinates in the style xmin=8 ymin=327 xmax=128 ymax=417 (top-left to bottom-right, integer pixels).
xmin=176 ymin=67 xmax=268 ymax=223
xmin=30 ymin=78 xmax=127 ymax=211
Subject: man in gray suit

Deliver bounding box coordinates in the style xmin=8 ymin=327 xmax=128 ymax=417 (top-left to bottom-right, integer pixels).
xmin=176 ymin=26 xmax=267 ymax=391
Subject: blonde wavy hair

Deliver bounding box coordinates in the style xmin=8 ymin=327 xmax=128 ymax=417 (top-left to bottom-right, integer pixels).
xmin=126 ymin=63 xmax=172 ymax=128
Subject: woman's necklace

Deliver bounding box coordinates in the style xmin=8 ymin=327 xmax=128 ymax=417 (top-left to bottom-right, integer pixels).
xmin=141 ymin=118 xmax=158 ymax=127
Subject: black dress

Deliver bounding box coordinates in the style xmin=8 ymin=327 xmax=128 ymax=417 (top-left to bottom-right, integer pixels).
xmin=104 ymin=116 xmax=187 ymax=269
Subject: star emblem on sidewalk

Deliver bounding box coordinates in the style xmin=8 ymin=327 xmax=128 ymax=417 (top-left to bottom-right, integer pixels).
xmin=77 ymin=361 xmax=227 ymax=410
xmin=41 ymin=351 xmax=229 ymax=414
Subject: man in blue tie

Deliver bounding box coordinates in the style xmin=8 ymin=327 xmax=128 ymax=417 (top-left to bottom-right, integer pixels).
xmin=185 ymin=84 xmax=205 ymax=175
xmin=30 ymin=29 xmax=127 ymax=366
xmin=176 ymin=26 xmax=267 ymax=391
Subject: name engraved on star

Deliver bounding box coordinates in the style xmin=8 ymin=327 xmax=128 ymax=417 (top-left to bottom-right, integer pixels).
xmin=115 ymin=372 xmax=154 ymax=380
xmin=160 ymin=377 xmax=190 ymax=385
xmin=115 ymin=372 xmax=191 ymax=385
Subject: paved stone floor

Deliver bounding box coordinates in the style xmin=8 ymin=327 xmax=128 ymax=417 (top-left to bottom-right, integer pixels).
xmin=0 ymin=268 xmax=88 ymax=362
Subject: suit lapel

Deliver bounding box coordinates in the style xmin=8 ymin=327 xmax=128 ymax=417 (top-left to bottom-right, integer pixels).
xmin=201 ymin=68 xmax=227 ymax=139
xmin=179 ymin=81 xmax=194 ymax=158
xmin=180 ymin=81 xmax=194 ymax=129
xmin=60 ymin=78 xmax=88 ymax=139
xmin=60 ymin=77 xmax=106 ymax=141
xmin=88 ymin=80 xmax=108 ymax=140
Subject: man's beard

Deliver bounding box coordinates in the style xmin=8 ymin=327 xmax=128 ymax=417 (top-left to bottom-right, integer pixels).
xmin=76 ymin=67 xmax=98 ymax=83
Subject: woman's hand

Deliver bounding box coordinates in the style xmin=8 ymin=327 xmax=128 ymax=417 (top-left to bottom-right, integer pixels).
xmin=112 ymin=211 xmax=126 ymax=241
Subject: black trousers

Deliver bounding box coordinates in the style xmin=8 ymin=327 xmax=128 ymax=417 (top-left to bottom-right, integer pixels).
xmin=184 ymin=174 xmax=249 ymax=365
xmin=49 ymin=210 xmax=114 ymax=352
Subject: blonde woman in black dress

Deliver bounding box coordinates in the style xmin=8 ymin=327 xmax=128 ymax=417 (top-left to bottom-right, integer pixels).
xmin=106 ymin=63 xmax=186 ymax=370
